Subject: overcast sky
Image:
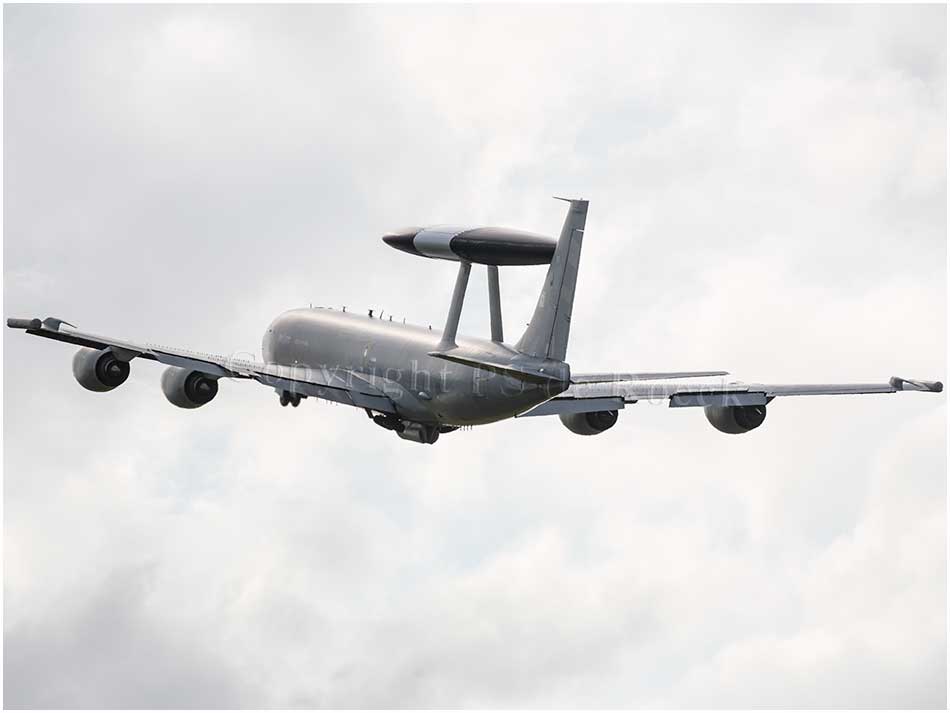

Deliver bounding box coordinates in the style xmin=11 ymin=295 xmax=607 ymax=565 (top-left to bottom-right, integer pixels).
xmin=3 ymin=4 xmax=946 ymax=708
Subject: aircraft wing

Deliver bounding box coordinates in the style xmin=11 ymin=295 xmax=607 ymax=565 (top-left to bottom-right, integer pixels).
xmin=6 ymin=316 xmax=396 ymax=413
xmin=518 ymin=374 xmax=943 ymax=417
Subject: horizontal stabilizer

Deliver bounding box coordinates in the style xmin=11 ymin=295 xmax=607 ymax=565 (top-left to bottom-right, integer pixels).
xmin=428 ymin=348 xmax=568 ymax=385
xmin=571 ymin=370 xmax=729 ymax=384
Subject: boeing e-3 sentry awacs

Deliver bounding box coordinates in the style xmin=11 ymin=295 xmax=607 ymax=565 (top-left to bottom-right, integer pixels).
xmin=7 ymin=198 xmax=943 ymax=444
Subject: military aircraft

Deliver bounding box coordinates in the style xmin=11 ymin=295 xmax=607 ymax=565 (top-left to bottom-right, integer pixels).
xmin=7 ymin=198 xmax=942 ymax=444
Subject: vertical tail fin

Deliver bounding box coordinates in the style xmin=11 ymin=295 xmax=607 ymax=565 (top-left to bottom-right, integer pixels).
xmin=515 ymin=198 xmax=588 ymax=361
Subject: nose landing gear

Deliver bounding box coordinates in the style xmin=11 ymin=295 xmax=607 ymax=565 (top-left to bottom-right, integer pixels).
xmin=278 ymin=390 xmax=303 ymax=407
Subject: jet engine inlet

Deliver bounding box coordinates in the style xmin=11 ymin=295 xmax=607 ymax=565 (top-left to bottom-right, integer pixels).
xmin=161 ymin=367 xmax=219 ymax=409
xmin=559 ymin=409 xmax=619 ymax=435
xmin=704 ymin=404 xmax=767 ymax=434
xmin=72 ymin=347 xmax=130 ymax=392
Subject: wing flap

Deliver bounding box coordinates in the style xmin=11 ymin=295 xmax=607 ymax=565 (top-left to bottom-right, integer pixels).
xmin=519 ymin=396 xmax=624 ymax=417
xmin=763 ymin=383 xmax=897 ymax=396
xmin=669 ymin=391 xmax=768 ymax=407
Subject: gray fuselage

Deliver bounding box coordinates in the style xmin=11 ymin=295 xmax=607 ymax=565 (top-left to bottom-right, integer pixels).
xmin=262 ymin=308 xmax=565 ymax=425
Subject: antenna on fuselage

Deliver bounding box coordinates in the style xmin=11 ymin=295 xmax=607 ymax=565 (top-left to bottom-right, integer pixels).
xmin=487 ymin=264 xmax=503 ymax=342
xmin=436 ymin=260 xmax=471 ymax=351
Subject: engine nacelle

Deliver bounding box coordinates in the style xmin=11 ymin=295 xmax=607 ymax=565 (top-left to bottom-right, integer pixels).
xmin=160 ymin=367 xmax=219 ymax=409
xmin=72 ymin=347 xmax=130 ymax=392
xmin=704 ymin=404 xmax=767 ymax=434
xmin=559 ymin=409 xmax=619 ymax=436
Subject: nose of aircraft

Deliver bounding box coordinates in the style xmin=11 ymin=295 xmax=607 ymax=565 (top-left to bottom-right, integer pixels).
xmin=382 ymin=227 xmax=424 ymax=256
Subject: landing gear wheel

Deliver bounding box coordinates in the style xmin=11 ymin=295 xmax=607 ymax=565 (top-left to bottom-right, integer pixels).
xmin=290 ymin=394 xmax=301 ymax=407
xmin=279 ymin=390 xmax=291 ymax=407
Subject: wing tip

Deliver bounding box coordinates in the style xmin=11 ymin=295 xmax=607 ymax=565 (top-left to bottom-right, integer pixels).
xmin=7 ymin=316 xmax=76 ymax=332
xmin=7 ymin=317 xmax=42 ymax=330
xmin=890 ymin=376 xmax=943 ymax=393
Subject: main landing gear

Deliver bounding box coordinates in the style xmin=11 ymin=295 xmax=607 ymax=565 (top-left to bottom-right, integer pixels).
xmin=364 ymin=409 xmax=460 ymax=445
xmin=278 ymin=389 xmax=303 ymax=407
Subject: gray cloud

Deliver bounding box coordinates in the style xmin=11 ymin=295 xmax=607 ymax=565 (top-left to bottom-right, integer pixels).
xmin=3 ymin=4 xmax=945 ymax=708
xmin=4 ymin=563 xmax=252 ymax=708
